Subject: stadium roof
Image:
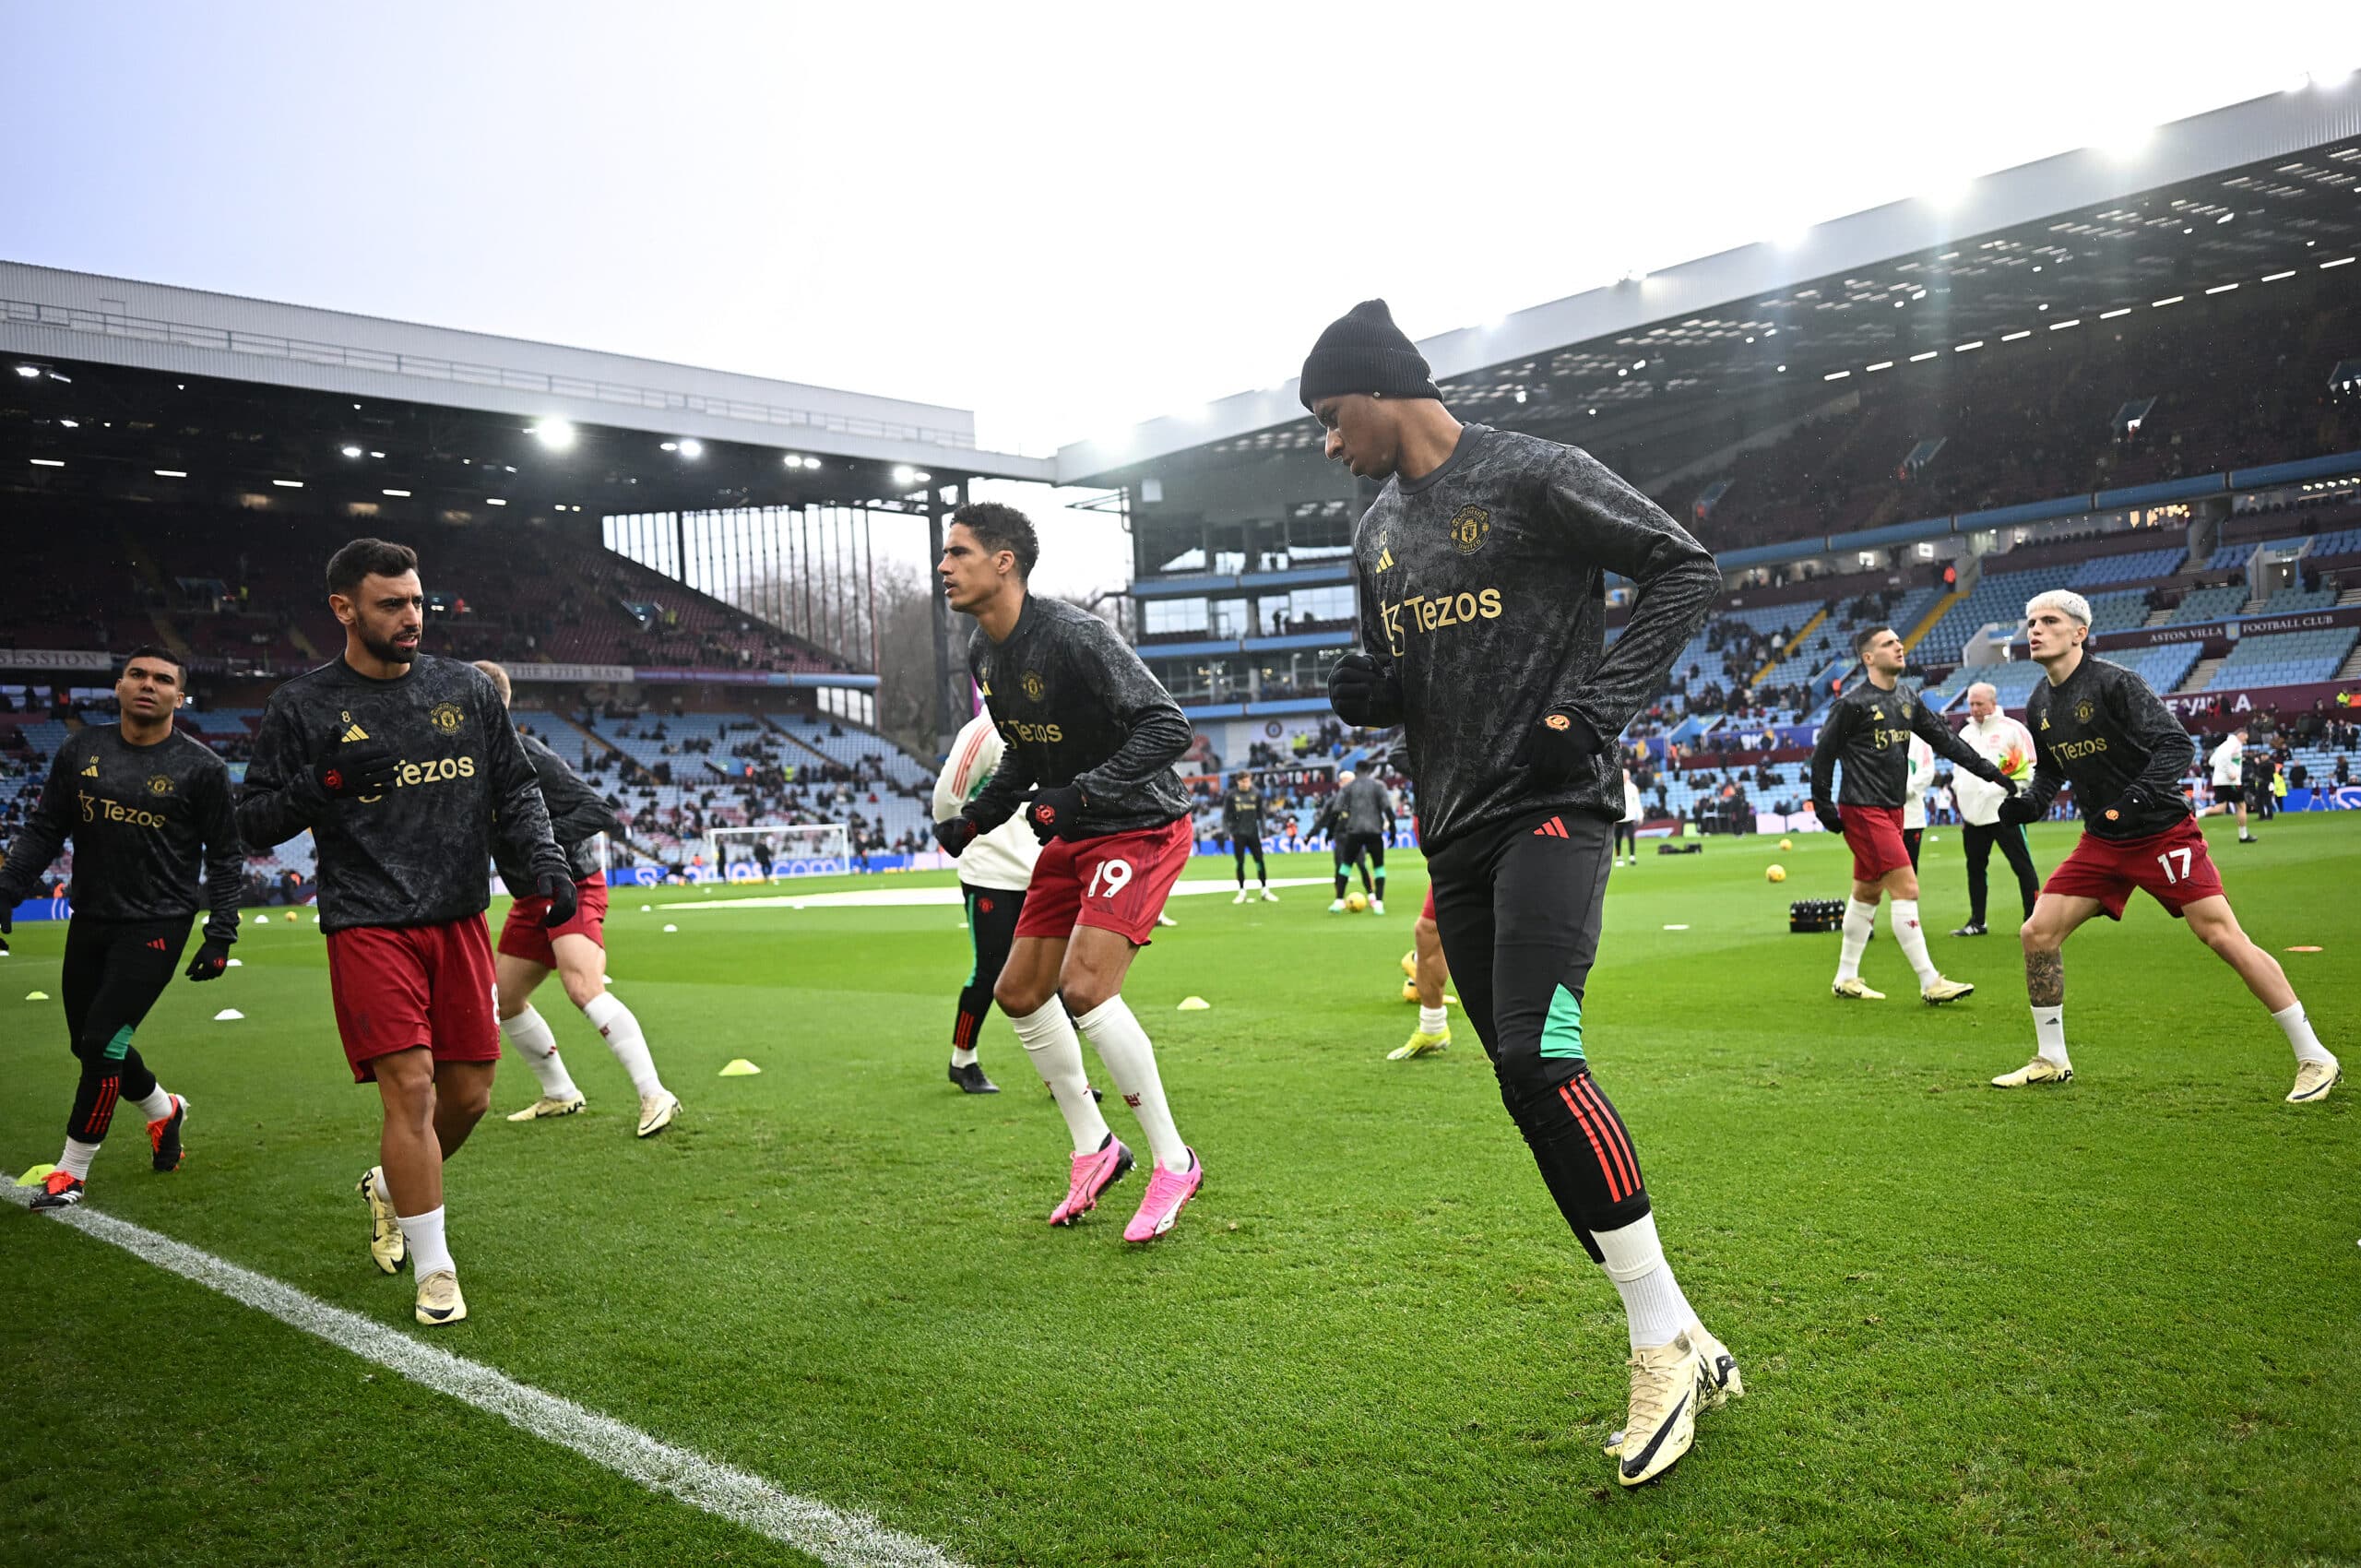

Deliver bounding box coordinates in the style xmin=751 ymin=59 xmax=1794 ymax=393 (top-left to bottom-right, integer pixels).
xmin=1055 ymin=77 xmax=2361 ymax=486
xmin=0 ymin=260 xmax=1052 ymax=517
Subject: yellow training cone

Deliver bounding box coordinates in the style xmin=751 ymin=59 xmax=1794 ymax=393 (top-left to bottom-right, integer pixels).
xmin=718 ymin=1058 xmax=763 ymax=1076
xmin=17 ymin=1164 xmax=56 ymax=1186
xmin=1176 ymin=996 xmax=1212 ymax=1011
xmin=25 ymin=991 xmax=50 ymax=1001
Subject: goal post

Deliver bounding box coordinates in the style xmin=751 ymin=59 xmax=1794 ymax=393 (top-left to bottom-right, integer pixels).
xmin=708 ymin=823 xmax=849 ymax=881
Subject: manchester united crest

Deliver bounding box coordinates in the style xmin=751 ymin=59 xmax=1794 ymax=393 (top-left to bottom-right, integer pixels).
xmin=430 ymin=701 xmax=466 ymax=733
xmin=147 ymin=774 xmax=173 ymax=796
xmin=2074 ymin=698 xmax=2095 ymax=724
xmin=1448 ymin=505 xmax=1491 ymax=555
xmin=1022 ymin=671 xmax=1046 ymax=703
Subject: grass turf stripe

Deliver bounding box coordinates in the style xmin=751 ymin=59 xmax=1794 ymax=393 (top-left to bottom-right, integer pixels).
xmin=1 ymin=1183 xmax=967 ymax=1568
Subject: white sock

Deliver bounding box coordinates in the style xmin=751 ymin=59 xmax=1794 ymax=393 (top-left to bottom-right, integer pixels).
xmin=950 ymin=1044 xmax=979 ymax=1069
xmin=1010 ymin=1000 xmax=1112 ymax=1156
xmin=135 ymin=1086 xmax=176 ymax=1123
xmin=1836 ymin=898 xmax=1876 ymax=981
xmin=499 ymin=1006 xmax=579 ymax=1099
xmin=582 ymin=992 xmax=665 ymax=1099
xmin=1073 ymin=995 xmax=1188 ymax=1170
xmin=1592 ymin=1210 xmax=1696 ymax=1351
xmin=58 ymin=1137 xmax=101 ymax=1180
xmin=1890 ymin=899 xmax=1940 ymax=987
xmin=397 ymin=1205 xmax=455 ymax=1279
xmin=1418 ymin=1004 xmax=1449 ymax=1036
xmin=2273 ymin=1002 xmax=2334 ymax=1066
xmin=2033 ymin=1006 xmax=2070 ymax=1068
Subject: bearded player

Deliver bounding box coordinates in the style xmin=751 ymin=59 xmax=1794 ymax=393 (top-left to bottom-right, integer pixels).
xmin=1312 ymin=298 xmax=1738 ymax=1486
xmin=1810 ymin=626 xmax=2014 ymax=1004
xmin=1990 ymin=589 xmax=2338 ymax=1099
xmin=472 ymin=661 xmax=680 ymax=1135
xmin=932 ymin=502 xmax=1205 ymax=1241
xmin=239 ymin=539 xmax=575 ymax=1326
xmin=2 ymin=647 xmax=241 ymax=1211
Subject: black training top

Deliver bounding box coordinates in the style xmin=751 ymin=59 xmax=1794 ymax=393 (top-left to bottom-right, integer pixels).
xmin=1351 ymin=423 xmax=1720 ymax=849
xmin=1810 ymin=678 xmax=2006 ymax=808
xmin=0 ymin=724 xmax=243 ymax=940
xmin=1320 ymin=774 xmax=1394 ymax=838
xmin=2018 ymin=654 xmax=2196 ymax=839
xmin=491 ymin=731 xmax=616 ymax=890
xmin=237 ymin=654 xmax=568 ymax=932
xmin=967 ymin=595 xmax=1193 ymax=838
xmin=1222 ymin=786 xmax=1268 ymax=838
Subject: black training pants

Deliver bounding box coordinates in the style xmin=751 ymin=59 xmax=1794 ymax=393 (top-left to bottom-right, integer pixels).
xmin=1613 ymin=821 xmax=1637 ymax=857
xmin=952 ymin=882 xmax=1026 ymax=1052
xmin=1232 ymin=835 xmax=1266 ymax=885
xmin=1960 ymin=820 xmax=2040 ymax=925
xmin=60 ymin=917 xmax=187 ymax=1144
xmin=1333 ymin=830 xmax=1385 ymax=897
xmin=1428 ymin=808 xmax=1650 ymax=1257
xmin=1904 ymin=826 xmax=1923 ymax=871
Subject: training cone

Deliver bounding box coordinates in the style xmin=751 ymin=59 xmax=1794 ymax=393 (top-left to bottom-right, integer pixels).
xmin=17 ymin=1164 xmax=57 ymax=1186
xmin=252 ymin=913 xmax=269 ymax=925
xmin=1176 ymin=996 xmax=1212 ymax=1011
xmin=25 ymin=990 xmax=50 ymax=1001
xmin=227 ymin=957 xmax=243 ymax=968
xmin=719 ymin=1058 xmax=762 ymax=1076
xmin=213 ymin=1008 xmax=244 ymax=1021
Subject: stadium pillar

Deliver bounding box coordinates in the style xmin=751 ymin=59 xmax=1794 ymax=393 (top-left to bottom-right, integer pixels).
xmin=926 ymin=479 xmax=971 ymax=750
xmin=2188 ymin=495 xmax=2229 ymax=574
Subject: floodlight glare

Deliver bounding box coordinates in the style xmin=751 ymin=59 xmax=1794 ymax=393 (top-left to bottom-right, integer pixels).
xmin=14 ymin=364 xmax=41 ymax=378
xmin=531 ymin=420 xmax=577 ymax=451
xmin=341 ymin=445 xmax=363 ymax=458
xmin=893 ymin=465 xmax=915 ymax=484
xmin=677 ymin=439 xmax=704 ymax=459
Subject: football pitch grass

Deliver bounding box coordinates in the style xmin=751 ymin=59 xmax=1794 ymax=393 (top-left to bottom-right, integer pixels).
xmin=4 ymin=815 xmax=2355 ymax=1567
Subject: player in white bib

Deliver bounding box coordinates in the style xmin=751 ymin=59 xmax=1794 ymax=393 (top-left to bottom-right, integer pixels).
xmin=932 ymin=711 xmax=1043 ymax=1094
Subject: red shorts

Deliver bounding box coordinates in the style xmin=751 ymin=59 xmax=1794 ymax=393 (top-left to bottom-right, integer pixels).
xmin=1841 ymin=804 xmax=1911 ymax=883
xmin=1014 ymin=817 xmax=1193 ymax=947
xmin=497 ymin=872 xmax=610 ymax=968
xmin=1421 ymin=885 xmax=1436 ymax=921
xmin=325 ymin=914 xmax=501 ymax=1083
xmin=2043 ymin=816 xmax=2225 ymax=921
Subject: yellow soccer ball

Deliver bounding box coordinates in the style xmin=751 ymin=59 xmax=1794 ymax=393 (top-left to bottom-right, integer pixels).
xmin=1402 ymin=980 xmax=1420 ymax=1004
xmin=1766 ymin=864 xmax=1788 ymax=884
xmin=1778 ymin=837 xmax=1793 ymax=851
xmin=1346 ymin=892 xmax=1370 ymax=913
xmin=285 ymin=909 xmax=300 ymax=922
xmin=1400 ymin=950 xmax=1418 ymax=980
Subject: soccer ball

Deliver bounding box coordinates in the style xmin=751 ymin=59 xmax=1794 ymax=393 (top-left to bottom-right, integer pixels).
xmin=1402 ymin=980 xmax=1420 ymax=1004
xmin=285 ymin=910 xmax=300 ymax=922
xmin=1766 ymin=864 xmax=1788 ymax=884
xmin=1346 ymin=892 xmax=1370 ymax=913
xmin=1400 ymin=950 xmax=1418 ymax=979
xmin=1778 ymin=837 xmax=1793 ymax=851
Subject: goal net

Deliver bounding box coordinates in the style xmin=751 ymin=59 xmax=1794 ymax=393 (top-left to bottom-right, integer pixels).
xmin=708 ymin=823 xmax=849 ymax=881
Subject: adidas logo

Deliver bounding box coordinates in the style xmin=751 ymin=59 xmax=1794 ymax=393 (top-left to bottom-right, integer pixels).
xmin=147 ymin=937 xmax=169 ymax=951
xmin=1376 ymin=548 xmax=1395 ymax=572
xmin=81 ymin=759 xmax=100 ymax=777
xmin=340 ymin=722 xmax=371 ymax=742
xmin=1532 ymin=816 xmax=1570 ymax=838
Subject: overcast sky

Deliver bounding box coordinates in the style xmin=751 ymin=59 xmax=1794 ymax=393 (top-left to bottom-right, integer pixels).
xmin=6 ymin=3 xmax=2358 ymax=596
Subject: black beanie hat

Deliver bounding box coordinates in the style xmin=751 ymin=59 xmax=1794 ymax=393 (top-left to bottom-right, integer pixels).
xmin=1299 ymin=299 xmax=1442 ymax=411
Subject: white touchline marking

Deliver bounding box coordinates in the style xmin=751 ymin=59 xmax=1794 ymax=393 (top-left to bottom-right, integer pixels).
xmin=2 ymin=1185 xmax=967 ymax=1568
xmin=657 ymin=874 xmax=1346 ymax=911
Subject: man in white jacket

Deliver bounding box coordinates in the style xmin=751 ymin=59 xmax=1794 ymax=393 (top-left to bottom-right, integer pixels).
xmin=932 ymin=711 xmax=1042 ymax=1094
xmin=2199 ymin=727 xmax=2260 ymax=844
xmin=1902 ymin=735 xmax=1937 ymax=870
xmin=1948 ymin=682 xmax=2041 ymax=937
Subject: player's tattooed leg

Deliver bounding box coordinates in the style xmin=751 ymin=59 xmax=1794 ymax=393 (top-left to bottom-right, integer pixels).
xmin=2025 ymin=949 xmax=2064 ymax=1007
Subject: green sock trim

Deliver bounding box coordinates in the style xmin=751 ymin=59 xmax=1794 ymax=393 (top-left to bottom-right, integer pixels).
xmin=104 ymin=1024 xmax=136 ymax=1063
xmin=1539 ymin=984 xmax=1585 ymax=1061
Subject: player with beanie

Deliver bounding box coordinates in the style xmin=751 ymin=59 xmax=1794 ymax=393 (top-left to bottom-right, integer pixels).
xmin=1309 ymin=299 xmax=1740 ymax=1486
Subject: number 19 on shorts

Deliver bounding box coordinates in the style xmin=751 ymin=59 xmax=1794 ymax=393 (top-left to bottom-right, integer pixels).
xmin=1086 ymin=859 xmax=1133 ymax=898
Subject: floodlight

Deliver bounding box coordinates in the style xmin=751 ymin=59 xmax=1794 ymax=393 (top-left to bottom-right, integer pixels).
xmin=13 ymin=364 xmax=40 ymax=378
xmin=678 ymin=439 xmax=703 ymax=459
xmin=531 ymin=420 xmax=577 ymax=451
xmin=341 ymin=445 xmax=363 ymax=457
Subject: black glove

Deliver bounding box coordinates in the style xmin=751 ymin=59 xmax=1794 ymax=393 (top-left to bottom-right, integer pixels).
xmin=1815 ymin=800 xmax=1845 ymax=834
xmin=537 ymin=871 xmax=579 ymax=927
xmin=1026 ymin=783 xmax=1086 ymax=845
xmin=184 ymin=937 xmax=231 ymax=982
xmin=1514 ymin=707 xmax=1605 ymax=789
xmin=932 ymin=815 xmax=979 ymax=857
xmin=1327 ymin=654 xmax=1403 ymax=729
xmin=2099 ymin=785 xmax=2153 ymax=826
xmin=1997 ymin=792 xmax=2042 ymax=826
xmin=313 ymin=742 xmax=401 ymax=801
